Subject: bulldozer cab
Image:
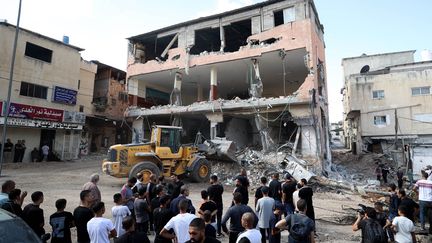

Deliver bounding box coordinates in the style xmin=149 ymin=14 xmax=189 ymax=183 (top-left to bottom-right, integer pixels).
xmin=152 ymin=126 xmax=182 ymax=155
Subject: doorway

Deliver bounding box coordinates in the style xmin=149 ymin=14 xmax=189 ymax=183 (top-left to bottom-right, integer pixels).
xmin=40 ymin=129 xmax=56 ymax=158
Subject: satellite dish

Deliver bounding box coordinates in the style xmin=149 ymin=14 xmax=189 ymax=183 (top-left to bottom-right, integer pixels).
xmin=360 ymin=65 xmax=370 ymax=74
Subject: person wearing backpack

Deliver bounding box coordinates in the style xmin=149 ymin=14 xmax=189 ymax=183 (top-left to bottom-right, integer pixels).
xmin=352 ymin=207 xmax=388 ymax=243
xmin=275 ymin=199 xmax=315 ymax=243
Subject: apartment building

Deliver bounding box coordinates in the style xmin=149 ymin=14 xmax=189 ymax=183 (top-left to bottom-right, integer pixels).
xmin=0 ymin=21 xmax=96 ymax=161
xmin=125 ymin=0 xmax=330 ymax=171
xmin=342 ymin=50 xmax=432 ymax=176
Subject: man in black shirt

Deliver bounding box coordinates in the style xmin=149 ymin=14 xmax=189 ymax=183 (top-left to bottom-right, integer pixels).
xmin=73 ymin=190 xmax=94 ymax=243
xmin=198 ymin=190 xmax=217 ymax=222
xmin=282 ymin=174 xmax=296 ymax=215
xmin=234 ymin=179 xmax=249 ymax=205
xmin=298 ymin=178 xmax=315 ymax=222
xmin=222 ymin=192 xmax=257 ymax=243
xmin=115 ymin=216 xmax=150 ymax=243
xmin=50 ymin=198 xmax=74 ymax=243
xmin=150 ymin=185 xmax=165 ymax=214
xmin=269 ymin=173 xmax=282 ymax=202
xmin=22 ymin=191 xmax=45 ymax=237
xmin=1 ymin=188 xmax=23 ymax=217
xmin=186 ymin=218 xmax=220 ymax=243
xmin=208 ymin=174 xmax=224 ymax=236
xmin=154 ymin=195 xmax=173 ymax=243
xmin=398 ymin=189 xmax=419 ymax=221
xmin=255 ymin=177 xmax=267 ymax=207
xmin=168 ymin=174 xmax=184 ymax=199
xmin=4 ymin=138 xmax=13 ymax=163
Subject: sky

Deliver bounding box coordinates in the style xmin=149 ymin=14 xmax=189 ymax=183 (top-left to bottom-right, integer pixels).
xmin=1 ymin=0 xmax=431 ymax=122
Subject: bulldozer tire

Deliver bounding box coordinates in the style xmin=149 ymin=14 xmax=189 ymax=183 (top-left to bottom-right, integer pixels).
xmin=190 ymin=158 xmax=211 ymax=183
xmin=129 ymin=162 xmax=160 ymax=184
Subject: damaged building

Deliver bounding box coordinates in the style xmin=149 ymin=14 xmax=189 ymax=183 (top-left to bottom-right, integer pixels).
xmin=342 ymin=50 xmax=432 ymax=178
xmin=125 ymin=0 xmax=330 ymax=173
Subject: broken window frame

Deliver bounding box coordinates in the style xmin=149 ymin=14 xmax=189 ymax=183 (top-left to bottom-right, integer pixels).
xmin=274 ymin=7 xmax=296 ymax=27
xmin=372 ymin=90 xmax=385 ymax=99
xmin=222 ymin=18 xmax=252 ymax=53
xmin=190 ymin=27 xmax=221 ymax=55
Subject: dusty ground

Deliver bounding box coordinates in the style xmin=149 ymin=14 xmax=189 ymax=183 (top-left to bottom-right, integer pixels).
xmin=0 ymin=155 xmax=373 ymax=243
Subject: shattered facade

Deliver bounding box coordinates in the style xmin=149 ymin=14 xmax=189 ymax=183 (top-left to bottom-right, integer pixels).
xmin=125 ymin=0 xmax=330 ymax=173
xmin=342 ymin=50 xmax=432 ymax=178
xmin=84 ymin=62 xmax=131 ymax=154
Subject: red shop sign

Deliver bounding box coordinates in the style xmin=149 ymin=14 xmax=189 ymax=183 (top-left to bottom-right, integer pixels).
xmin=8 ymin=102 xmax=64 ymax=122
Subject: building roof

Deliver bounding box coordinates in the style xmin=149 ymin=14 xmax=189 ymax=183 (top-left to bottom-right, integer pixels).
xmin=128 ymin=0 xmax=322 ymax=42
xmin=0 ymin=21 xmax=84 ymax=51
xmin=341 ymin=50 xmax=416 ymax=61
xmin=91 ymin=60 xmax=126 ymax=74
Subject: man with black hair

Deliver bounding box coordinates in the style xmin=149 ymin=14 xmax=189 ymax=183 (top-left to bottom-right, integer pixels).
xmin=114 ymin=216 xmax=150 ymax=243
xmin=256 ymin=186 xmax=275 ymax=243
xmin=282 ymin=174 xmax=297 ymax=215
xmin=168 ymin=174 xmax=184 ymax=198
xmin=413 ymin=170 xmax=432 ymax=231
xmin=276 ymin=199 xmax=315 ymax=243
xmin=170 ymin=185 xmax=195 ymax=215
xmin=146 ymin=173 xmax=158 ymax=234
xmin=160 ymin=199 xmax=197 ymax=243
xmin=134 ymin=188 xmax=150 ymax=233
xmin=222 ymin=192 xmax=257 ymax=243
xmin=121 ymin=177 xmax=137 ymax=216
xmin=234 ymin=178 xmax=249 ymax=206
xmin=269 ymin=173 xmax=282 ymax=202
xmin=298 ymin=178 xmax=315 ymax=222
xmin=154 ymin=195 xmax=173 ymax=243
xmin=0 ymin=180 xmax=26 ymax=207
xmin=198 ymin=190 xmax=217 ymax=223
xmin=1 ymin=188 xmax=23 ymax=217
xmin=388 ymin=183 xmax=400 ymax=221
xmin=255 ymin=176 xmax=267 ymax=207
xmin=50 ymin=198 xmax=74 ymax=243
xmin=87 ymin=201 xmax=116 ymax=243
xmin=352 ymin=207 xmax=387 ymax=243
xmin=74 ymin=190 xmax=95 ymax=243
xmin=112 ymin=193 xmax=131 ymax=237
xmin=22 ymin=191 xmax=45 ymax=237
xmin=398 ymin=189 xmax=419 ymax=222
xmin=203 ymin=210 xmax=217 ymax=238
xmin=208 ymin=174 xmax=224 ymax=237
xmin=186 ymin=217 xmax=220 ymax=243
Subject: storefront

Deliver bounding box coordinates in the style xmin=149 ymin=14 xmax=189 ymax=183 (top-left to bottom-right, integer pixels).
xmin=0 ymin=102 xmax=85 ymax=162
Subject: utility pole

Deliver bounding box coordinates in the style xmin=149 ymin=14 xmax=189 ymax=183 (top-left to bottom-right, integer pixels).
xmin=0 ymin=0 xmax=22 ymax=176
xmin=394 ymin=109 xmax=398 ymax=149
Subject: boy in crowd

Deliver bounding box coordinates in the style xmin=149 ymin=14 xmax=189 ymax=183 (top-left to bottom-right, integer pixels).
xmin=392 ymin=205 xmax=416 ymax=243
xmin=112 ymin=193 xmax=131 ymax=237
xmin=50 ymin=199 xmax=74 ymax=243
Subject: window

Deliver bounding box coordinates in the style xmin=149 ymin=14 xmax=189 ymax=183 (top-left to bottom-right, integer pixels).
xmin=372 ymin=90 xmax=384 ymax=99
xmin=79 ymin=105 xmax=84 ymax=112
xmin=374 ymin=116 xmax=387 ymax=126
xmin=78 ymin=80 xmax=81 ymax=89
xmin=118 ymin=92 xmax=128 ymax=102
xmin=412 ymin=86 xmax=430 ymax=96
xmin=111 ymin=98 xmax=117 ymax=106
xmin=274 ymin=7 xmax=295 ymax=27
xmin=24 ymin=42 xmax=53 ymax=63
xmin=19 ymin=82 xmax=47 ymax=99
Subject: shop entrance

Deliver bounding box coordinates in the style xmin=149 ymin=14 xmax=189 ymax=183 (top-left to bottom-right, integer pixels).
xmin=40 ymin=129 xmax=56 ymax=160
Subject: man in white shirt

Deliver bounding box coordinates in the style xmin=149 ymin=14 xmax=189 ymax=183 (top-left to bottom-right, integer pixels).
xmin=112 ymin=193 xmax=131 ymax=237
xmin=87 ymin=201 xmax=116 ymax=243
xmin=41 ymin=144 xmax=49 ymax=161
xmin=160 ymin=199 xmax=197 ymax=243
xmin=256 ymin=186 xmax=274 ymax=243
xmin=236 ymin=212 xmax=261 ymax=243
xmin=392 ymin=205 xmax=415 ymax=243
xmin=413 ymin=170 xmax=432 ymax=231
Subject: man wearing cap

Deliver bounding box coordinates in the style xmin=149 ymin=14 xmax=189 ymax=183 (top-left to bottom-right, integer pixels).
xmin=256 ymin=186 xmax=275 ymax=243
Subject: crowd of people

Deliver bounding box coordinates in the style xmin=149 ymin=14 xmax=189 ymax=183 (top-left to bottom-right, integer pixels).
xmin=0 ymin=169 xmax=318 ymax=243
xmin=0 ymin=138 xmax=50 ymax=162
xmin=352 ymin=168 xmax=432 ymax=243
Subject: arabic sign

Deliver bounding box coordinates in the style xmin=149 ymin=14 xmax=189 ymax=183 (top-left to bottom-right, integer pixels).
xmin=0 ymin=117 xmax=82 ymax=130
xmin=8 ymin=103 xmax=64 ymax=122
xmin=63 ymin=111 xmax=86 ymax=124
xmin=52 ymin=86 xmax=77 ymax=105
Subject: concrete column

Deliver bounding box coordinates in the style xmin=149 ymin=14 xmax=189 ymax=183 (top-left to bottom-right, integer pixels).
xmin=172 ymin=72 xmax=182 ymax=106
xmin=210 ymin=67 xmax=218 ymax=101
xmin=210 ymin=122 xmax=217 ymax=140
xmin=132 ymin=118 xmax=144 ymax=143
xmin=197 ymin=83 xmax=203 ymax=102
xmin=300 ymin=125 xmax=318 ymax=157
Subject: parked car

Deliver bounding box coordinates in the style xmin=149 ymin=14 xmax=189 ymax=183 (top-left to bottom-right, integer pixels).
xmin=0 ymin=208 xmax=50 ymax=243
